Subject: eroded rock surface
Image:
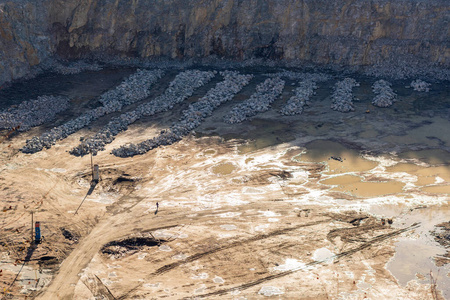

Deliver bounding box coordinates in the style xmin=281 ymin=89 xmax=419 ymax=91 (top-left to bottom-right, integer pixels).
xmin=0 ymin=0 xmax=449 ymax=86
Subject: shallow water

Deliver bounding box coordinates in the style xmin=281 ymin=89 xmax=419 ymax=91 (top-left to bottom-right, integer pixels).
xmin=211 ymin=162 xmax=236 ymax=176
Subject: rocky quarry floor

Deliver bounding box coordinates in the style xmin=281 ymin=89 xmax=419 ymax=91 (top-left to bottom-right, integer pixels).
xmin=0 ymin=64 xmax=449 ymax=299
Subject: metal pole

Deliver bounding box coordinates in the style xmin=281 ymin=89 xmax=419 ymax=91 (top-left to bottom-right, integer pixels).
xmin=30 ymin=211 xmax=34 ymax=244
xmin=90 ymin=152 xmax=94 ymax=180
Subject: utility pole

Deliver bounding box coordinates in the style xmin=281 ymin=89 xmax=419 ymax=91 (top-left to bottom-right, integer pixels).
xmin=90 ymin=151 xmax=94 ymax=179
xmin=30 ymin=211 xmax=34 ymax=244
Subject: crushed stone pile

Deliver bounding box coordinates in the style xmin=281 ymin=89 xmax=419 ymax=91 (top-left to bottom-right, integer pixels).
xmin=410 ymin=79 xmax=431 ymax=92
xmin=21 ymin=69 xmax=164 ymax=153
xmin=280 ymin=80 xmax=317 ymax=116
xmin=112 ymin=71 xmax=253 ymax=157
xmin=330 ymin=78 xmax=359 ymax=113
xmin=223 ymin=77 xmax=285 ymax=124
xmin=70 ymin=70 xmax=215 ymax=156
xmin=0 ymin=95 xmax=70 ymax=131
xmin=372 ymin=80 xmax=397 ymax=107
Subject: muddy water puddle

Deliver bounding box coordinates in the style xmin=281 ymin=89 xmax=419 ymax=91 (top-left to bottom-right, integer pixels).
xmin=371 ymin=204 xmax=450 ymax=299
xmin=320 ymin=174 xmax=405 ymax=197
xmin=294 ymin=140 xmax=378 ymax=174
xmin=211 ymin=162 xmax=237 ymax=176
xmin=235 ymin=119 xmax=295 ymax=154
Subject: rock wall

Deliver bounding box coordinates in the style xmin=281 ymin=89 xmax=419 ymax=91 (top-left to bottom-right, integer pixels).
xmin=0 ymin=0 xmax=449 ymax=85
xmin=0 ymin=1 xmax=52 ymax=87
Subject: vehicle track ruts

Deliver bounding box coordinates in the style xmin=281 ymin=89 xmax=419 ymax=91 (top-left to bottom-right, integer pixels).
xmin=117 ymin=218 xmax=331 ymax=299
xmin=189 ymin=222 xmax=420 ymax=299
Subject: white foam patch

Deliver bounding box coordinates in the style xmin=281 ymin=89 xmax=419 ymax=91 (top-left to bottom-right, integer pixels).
xmin=143 ymin=283 xmax=160 ymax=288
xmin=255 ymin=224 xmax=270 ymax=231
xmin=220 ymin=224 xmax=237 ymax=231
xmin=138 ymin=253 xmax=147 ymax=260
xmin=194 ymin=284 xmax=207 ymax=293
xmin=217 ymin=212 xmax=241 ymax=218
xmin=259 ymin=211 xmax=281 ymax=217
xmin=159 ymin=245 xmax=172 ymax=252
xmin=258 ymin=286 xmax=284 ymax=296
xmin=48 ymin=168 xmax=67 ymax=173
xmin=268 ymin=218 xmax=279 ymax=222
xmin=243 ymin=187 xmax=265 ymax=194
xmin=435 ymin=176 xmax=445 ymax=184
xmin=272 ymin=258 xmax=307 ymax=272
xmin=172 ymin=253 xmax=187 ymax=260
xmin=88 ymin=192 xmax=119 ymax=204
xmin=191 ymin=273 xmax=209 ymax=280
xmin=213 ymin=276 xmax=225 ymax=284
xmin=312 ymin=248 xmax=335 ymax=262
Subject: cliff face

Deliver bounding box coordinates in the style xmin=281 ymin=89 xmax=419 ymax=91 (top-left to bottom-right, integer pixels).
xmin=0 ymin=1 xmax=52 ymax=86
xmin=0 ymin=0 xmax=449 ymax=85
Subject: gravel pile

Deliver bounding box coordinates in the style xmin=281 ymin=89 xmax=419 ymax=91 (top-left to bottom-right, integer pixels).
xmin=330 ymin=78 xmax=359 ymax=112
xmin=52 ymin=61 xmax=103 ymax=75
xmin=280 ymin=80 xmax=317 ymax=115
xmin=223 ymin=77 xmax=285 ymax=124
xmin=70 ymin=70 xmax=215 ymax=156
xmin=21 ymin=69 xmax=164 ymax=153
xmin=0 ymin=96 xmax=70 ymax=131
xmin=372 ymin=80 xmax=397 ymax=107
xmin=410 ymin=79 xmax=431 ymax=92
xmin=112 ymin=71 xmax=253 ymax=157
xmin=265 ymin=71 xmax=330 ymax=82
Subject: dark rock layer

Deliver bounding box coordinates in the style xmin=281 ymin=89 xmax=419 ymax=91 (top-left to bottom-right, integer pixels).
xmin=0 ymin=0 xmax=449 ymax=85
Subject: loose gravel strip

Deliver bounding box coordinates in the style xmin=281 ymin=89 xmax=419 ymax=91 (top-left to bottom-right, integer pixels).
xmin=280 ymin=80 xmax=317 ymax=116
xmin=70 ymin=70 xmax=215 ymax=156
xmin=0 ymin=96 xmax=70 ymax=132
xmin=223 ymin=77 xmax=285 ymax=124
xmin=265 ymin=71 xmax=330 ymax=82
xmin=52 ymin=61 xmax=103 ymax=75
xmin=21 ymin=69 xmax=164 ymax=153
xmin=330 ymin=78 xmax=359 ymax=113
xmin=372 ymin=80 xmax=397 ymax=108
xmin=410 ymin=79 xmax=431 ymax=92
xmin=112 ymin=71 xmax=253 ymax=158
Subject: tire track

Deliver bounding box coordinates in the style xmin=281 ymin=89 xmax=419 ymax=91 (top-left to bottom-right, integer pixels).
xmin=191 ymin=222 xmax=420 ymax=299
xmin=117 ymin=218 xmax=330 ymax=299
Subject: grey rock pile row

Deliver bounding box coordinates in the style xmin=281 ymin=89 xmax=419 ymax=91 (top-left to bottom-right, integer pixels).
xmin=265 ymin=70 xmax=330 ymax=82
xmin=410 ymin=79 xmax=431 ymax=92
xmin=223 ymin=77 xmax=285 ymax=124
xmin=21 ymin=69 xmax=164 ymax=153
xmin=280 ymin=80 xmax=318 ymax=116
xmin=0 ymin=95 xmax=70 ymax=131
xmin=52 ymin=61 xmax=103 ymax=75
xmin=99 ymin=69 xmax=165 ymax=108
xmin=372 ymin=80 xmax=397 ymax=107
xmin=112 ymin=71 xmax=253 ymax=158
xmin=330 ymin=78 xmax=359 ymax=113
xmin=70 ymin=70 xmax=215 ymax=156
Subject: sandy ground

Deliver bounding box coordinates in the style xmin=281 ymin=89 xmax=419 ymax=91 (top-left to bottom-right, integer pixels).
xmin=0 ymin=68 xmax=449 ymax=299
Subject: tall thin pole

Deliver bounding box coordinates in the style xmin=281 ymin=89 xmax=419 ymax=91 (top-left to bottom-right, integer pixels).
xmin=90 ymin=152 xmax=94 ymax=180
xmin=30 ymin=211 xmax=34 ymax=244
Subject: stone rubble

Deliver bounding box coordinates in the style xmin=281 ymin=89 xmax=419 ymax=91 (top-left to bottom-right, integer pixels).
xmin=223 ymin=77 xmax=285 ymax=124
xmin=0 ymin=95 xmax=70 ymax=131
xmin=112 ymin=71 xmax=253 ymax=158
xmin=330 ymin=78 xmax=359 ymax=113
xmin=70 ymin=70 xmax=215 ymax=156
xmin=280 ymin=80 xmax=317 ymax=116
xmin=265 ymin=70 xmax=330 ymax=82
xmin=371 ymin=79 xmax=397 ymax=107
xmin=51 ymin=60 xmax=103 ymax=75
xmin=21 ymin=69 xmax=164 ymax=153
xmin=410 ymin=79 xmax=431 ymax=92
